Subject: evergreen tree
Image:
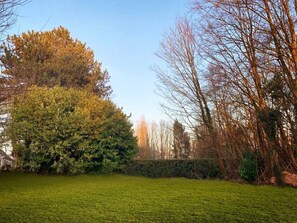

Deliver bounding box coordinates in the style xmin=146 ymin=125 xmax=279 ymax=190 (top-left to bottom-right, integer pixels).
xmin=0 ymin=26 xmax=112 ymax=99
xmin=173 ymin=120 xmax=190 ymax=159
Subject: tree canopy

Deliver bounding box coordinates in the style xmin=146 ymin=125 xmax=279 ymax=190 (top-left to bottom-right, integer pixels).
xmin=10 ymin=87 xmax=137 ymax=174
xmin=0 ymin=26 xmax=112 ymax=99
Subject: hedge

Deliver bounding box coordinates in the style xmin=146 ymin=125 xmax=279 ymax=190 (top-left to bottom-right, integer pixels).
xmin=122 ymin=159 xmax=222 ymax=179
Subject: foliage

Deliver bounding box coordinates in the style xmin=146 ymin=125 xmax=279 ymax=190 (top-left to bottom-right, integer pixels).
xmin=122 ymin=159 xmax=221 ymax=179
xmin=173 ymin=120 xmax=191 ymax=159
xmin=257 ymin=108 xmax=281 ymax=141
xmin=1 ymin=173 xmax=297 ymax=223
xmin=9 ymin=87 xmax=137 ymax=174
xmin=239 ymin=152 xmax=258 ymax=182
xmin=0 ymin=26 xmax=111 ymax=98
xmin=135 ymin=116 xmax=151 ymax=159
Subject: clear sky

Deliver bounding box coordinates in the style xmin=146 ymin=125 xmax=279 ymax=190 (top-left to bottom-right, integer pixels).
xmin=8 ymin=0 xmax=188 ymax=124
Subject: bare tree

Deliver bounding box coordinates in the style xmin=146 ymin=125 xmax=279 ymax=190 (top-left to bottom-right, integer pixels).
xmin=158 ymin=120 xmax=173 ymax=159
xmin=192 ymin=0 xmax=297 ymax=179
xmin=155 ymin=17 xmax=226 ymax=175
xmin=0 ymin=0 xmax=26 ymax=39
xmin=155 ymin=0 xmax=297 ymax=180
xmin=196 ymin=0 xmax=297 ymax=177
xmin=135 ymin=117 xmax=173 ymax=160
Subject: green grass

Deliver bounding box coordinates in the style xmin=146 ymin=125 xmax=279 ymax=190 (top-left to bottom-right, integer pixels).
xmin=0 ymin=173 xmax=296 ymax=223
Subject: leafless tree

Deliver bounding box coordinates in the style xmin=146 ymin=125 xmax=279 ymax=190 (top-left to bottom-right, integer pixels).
xmin=154 ymin=17 xmax=226 ymax=175
xmin=0 ymin=0 xmax=26 ymax=39
xmin=155 ymin=0 xmax=297 ymax=180
xmin=135 ymin=117 xmax=173 ymax=160
xmin=192 ymin=0 xmax=297 ymax=179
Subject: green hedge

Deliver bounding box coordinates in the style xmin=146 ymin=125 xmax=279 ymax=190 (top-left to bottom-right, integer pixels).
xmin=122 ymin=159 xmax=222 ymax=179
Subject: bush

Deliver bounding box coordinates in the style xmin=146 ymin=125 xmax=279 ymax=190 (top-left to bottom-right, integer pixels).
xmin=10 ymin=87 xmax=137 ymax=174
xmin=239 ymin=152 xmax=258 ymax=182
xmin=122 ymin=159 xmax=222 ymax=179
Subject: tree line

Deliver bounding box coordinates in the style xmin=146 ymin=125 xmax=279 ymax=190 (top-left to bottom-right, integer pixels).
xmin=135 ymin=117 xmax=192 ymax=160
xmin=154 ymin=0 xmax=297 ymax=182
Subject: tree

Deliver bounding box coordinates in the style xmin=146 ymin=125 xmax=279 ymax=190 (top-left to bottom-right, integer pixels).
xmin=0 ymin=26 xmax=112 ymax=100
xmin=135 ymin=116 xmax=151 ymax=159
xmin=135 ymin=117 xmax=173 ymax=160
xmin=154 ymin=120 xmax=173 ymax=159
xmin=192 ymin=0 xmax=297 ymax=179
xmin=9 ymin=87 xmax=137 ymax=174
xmin=155 ymin=18 xmax=225 ymax=174
xmin=173 ymin=120 xmax=190 ymax=159
xmin=156 ymin=0 xmax=297 ymax=180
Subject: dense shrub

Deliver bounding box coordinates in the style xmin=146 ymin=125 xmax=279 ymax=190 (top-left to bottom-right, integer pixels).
xmin=10 ymin=87 xmax=137 ymax=174
xmin=239 ymin=152 xmax=258 ymax=182
xmin=122 ymin=159 xmax=222 ymax=179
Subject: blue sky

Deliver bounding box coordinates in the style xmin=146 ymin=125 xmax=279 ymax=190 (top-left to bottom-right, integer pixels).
xmin=8 ymin=0 xmax=188 ymax=124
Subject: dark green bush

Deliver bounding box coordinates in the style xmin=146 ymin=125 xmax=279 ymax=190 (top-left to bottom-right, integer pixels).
xmin=10 ymin=87 xmax=137 ymax=174
xmin=239 ymin=152 xmax=258 ymax=182
xmin=122 ymin=159 xmax=222 ymax=179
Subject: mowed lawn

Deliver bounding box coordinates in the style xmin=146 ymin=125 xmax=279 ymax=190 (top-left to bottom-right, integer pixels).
xmin=0 ymin=173 xmax=296 ymax=223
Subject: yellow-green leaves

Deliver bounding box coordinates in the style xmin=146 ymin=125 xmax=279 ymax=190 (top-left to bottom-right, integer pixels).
xmin=10 ymin=87 xmax=137 ymax=174
xmin=1 ymin=26 xmax=112 ymax=98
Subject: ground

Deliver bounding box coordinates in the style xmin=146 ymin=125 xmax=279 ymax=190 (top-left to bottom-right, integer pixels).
xmin=0 ymin=173 xmax=296 ymax=222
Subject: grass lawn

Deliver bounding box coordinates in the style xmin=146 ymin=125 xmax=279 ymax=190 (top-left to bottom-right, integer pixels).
xmin=0 ymin=173 xmax=296 ymax=223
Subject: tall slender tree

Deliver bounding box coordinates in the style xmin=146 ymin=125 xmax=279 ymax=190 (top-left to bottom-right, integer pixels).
xmin=135 ymin=116 xmax=151 ymax=160
xmin=155 ymin=18 xmax=225 ymax=174
xmin=173 ymin=120 xmax=190 ymax=159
